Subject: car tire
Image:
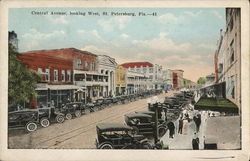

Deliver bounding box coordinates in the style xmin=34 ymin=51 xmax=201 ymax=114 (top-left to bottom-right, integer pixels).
xmin=75 ymin=110 xmax=81 ymax=118
xmin=40 ymin=118 xmax=50 ymax=128
xmin=65 ymin=113 xmax=72 ymax=120
xmin=141 ymin=142 xmax=152 ymax=149
xmin=56 ymin=114 xmax=65 ymax=123
xmin=26 ymin=122 xmax=38 ymax=132
xmin=98 ymin=143 xmax=113 ymax=149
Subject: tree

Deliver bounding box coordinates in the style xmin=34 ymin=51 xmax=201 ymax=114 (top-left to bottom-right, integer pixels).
xmin=8 ymin=44 xmax=41 ymax=107
xmin=197 ymin=77 xmax=206 ymax=85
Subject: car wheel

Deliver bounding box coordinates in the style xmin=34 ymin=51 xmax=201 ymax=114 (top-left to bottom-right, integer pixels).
xmin=56 ymin=114 xmax=65 ymax=123
xmin=65 ymin=113 xmax=72 ymax=120
xmin=141 ymin=142 xmax=152 ymax=149
xmin=158 ymin=126 xmax=167 ymax=137
xmin=98 ymin=143 xmax=113 ymax=149
xmin=40 ymin=118 xmax=50 ymax=128
xmin=26 ymin=122 xmax=38 ymax=132
xmin=75 ymin=110 xmax=81 ymax=117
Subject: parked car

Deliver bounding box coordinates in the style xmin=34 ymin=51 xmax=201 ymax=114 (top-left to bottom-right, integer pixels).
xmin=95 ymin=123 xmax=152 ymax=149
xmin=60 ymin=102 xmax=85 ymax=120
xmin=124 ymin=113 xmax=167 ymax=137
xmin=38 ymin=106 xmax=65 ymax=127
xmin=8 ymin=109 xmax=39 ymax=132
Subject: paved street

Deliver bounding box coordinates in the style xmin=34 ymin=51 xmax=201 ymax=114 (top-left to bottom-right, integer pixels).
xmin=8 ymin=91 xmax=176 ymax=149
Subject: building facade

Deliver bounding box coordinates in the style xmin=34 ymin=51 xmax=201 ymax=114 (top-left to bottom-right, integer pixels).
xmin=18 ymin=53 xmax=78 ymax=108
xmin=115 ymin=66 xmax=127 ymax=95
xmin=162 ymin=69 xmax=173 ymax=90
xmin=214 ymin=8 xmax=241 ymax=108
xmin=205 ymin=73 xmax=216 ymax=87
xmin=172 ymin=69 xmax=184 ymax=89
xmin=21 ymin=48 xmax=99 ymax=102
xmin=121 ymin=62 xmax=162 ymax=90
xmin=126 ymin=70 xmax=149 ymax=95
xmin=97 ymin=55 xmax=117 ymax=97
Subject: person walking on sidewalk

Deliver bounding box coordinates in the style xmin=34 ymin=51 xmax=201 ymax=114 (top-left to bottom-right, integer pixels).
xmin=167 ymin=121 xmax=175 ymax=138
xmin=192 ymin=132 xmax=199 ymax=150
xmin=178 ymin=117 xmax=183 ymax=134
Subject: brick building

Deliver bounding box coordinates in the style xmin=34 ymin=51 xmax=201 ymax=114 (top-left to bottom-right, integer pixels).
xmin=18 ymin=53 xmax=78 ymax=108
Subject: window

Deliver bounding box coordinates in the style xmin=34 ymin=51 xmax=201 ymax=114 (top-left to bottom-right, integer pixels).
xmin=54 ymin=69 xmax=58 ymax=81
xmin=143 ymin=67 xmax=147 ymax=73
xmin=38 ymin=67 xmax=43 ymax=74
xmin=85 ymin=61 xmax=88 ymax=70
xmin=45 ymin=69 xmax=50 ymax=82
xmin=61 ymin=70 xmax=65 ymax=82
xmin=149 ymin=68 xmax=153 ymax=73
xmin=67 ymin=70 xmax=71 ymax=82
xmin=218 ymin=63 xmax=223 ymax=73
xmin=77 ymin=59 xmax=82 ymax=68
xmin=91 ymin=61 xmax=95 ymax=70
xmin=229 ymin=40 xmax=235 ymax=64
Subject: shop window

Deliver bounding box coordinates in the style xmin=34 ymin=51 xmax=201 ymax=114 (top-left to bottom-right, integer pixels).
xmin=61 ymin=70 xmax=65 ymax=82
xmin=54 ymin=69 xmax=58 ymax=81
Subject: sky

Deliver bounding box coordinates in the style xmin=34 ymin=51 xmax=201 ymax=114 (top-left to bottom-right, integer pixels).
xmin=9 ymin=8 xmax=226 ymax=82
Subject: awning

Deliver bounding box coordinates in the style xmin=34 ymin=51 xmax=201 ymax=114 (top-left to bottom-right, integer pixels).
xmin=194 ymin=97 xmax=238 ymax=113
xmin=36 ymin=84 xmax=85 ymax=90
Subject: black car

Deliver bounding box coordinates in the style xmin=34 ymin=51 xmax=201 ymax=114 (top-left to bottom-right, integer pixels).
xmin=95 ymin=123 xmax=152 ymax=149
xmin=8 ymin=109 xmax=39 ymax=132
xmin=38 ymin=107 xmax=65 ymax=127
xmin=60 ymin=102 xmax=85 ymax=120
xmin=124 ymin=113 xmax=167 ymax=137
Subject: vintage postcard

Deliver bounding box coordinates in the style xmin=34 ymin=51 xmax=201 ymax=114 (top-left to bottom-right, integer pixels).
xmin=0 ymin=0 xmax=249 ymax=161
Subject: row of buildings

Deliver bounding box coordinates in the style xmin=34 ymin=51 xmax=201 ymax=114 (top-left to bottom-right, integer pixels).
xmin=201 ymin=8 xmax=241 ymax=110
xmin=9 ymin=32 xmax=196 ymax=109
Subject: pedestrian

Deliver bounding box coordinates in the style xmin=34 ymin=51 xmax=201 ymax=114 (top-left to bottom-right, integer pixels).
xmin=178 ymin=118 xmax=183 ymax=134
xmin=192 ymin=132 xmax=199 ymax=150
xmin=167 ymin=121 xmax=175 ymax=138
xmin=196 ymin=114 xmax=201 ymax=132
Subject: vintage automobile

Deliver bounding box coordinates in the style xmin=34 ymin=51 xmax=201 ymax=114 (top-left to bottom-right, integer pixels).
xmin=95 ymin=123 xmax=152 ymax=149
xmin=124 ymin=113 xmax=167 ymax=137
xmin=8 ymin=109 xmax=39 ymax=132
xmin=60 ymin=102 xmax=85 ymax=120
xmin=38 ymin=106 xmax=65 ymax=127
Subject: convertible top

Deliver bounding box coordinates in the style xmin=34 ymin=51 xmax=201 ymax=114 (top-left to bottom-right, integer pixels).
xmin=135 ymin=111 xmax=155 ymax=115
xmin=125 ymin=113 xmax=152 ymax=119
xmin=96 ymin=123 xmax=133 ymax=132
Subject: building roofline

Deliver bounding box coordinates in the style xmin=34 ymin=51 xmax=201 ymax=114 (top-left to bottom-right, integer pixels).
xmin=21 ymin=48 xmax=97 ymax=57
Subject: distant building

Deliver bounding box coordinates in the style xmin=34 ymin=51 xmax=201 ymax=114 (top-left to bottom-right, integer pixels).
xmin=115 ymin=66 xmax=127 ymax=95
xmin=120 ymin=61 xmax=162 ymax=89
xmin=214 ymin=8 xmax=241 ymax=108
xmin=172 ymin=69 xmax=184 ymax=89
xmin=162 ymin=69 xmax=173 ymax=90
xmin=8 ymin=31 xmax=18 ymax=51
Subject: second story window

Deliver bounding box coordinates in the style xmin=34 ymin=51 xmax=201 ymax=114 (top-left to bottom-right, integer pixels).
xmin=61 ymin=70 xmax=65 ymax=82
xmin=77 ymin=59 xmax=82 ymax=69
xmin=91 ymin=61 xmax=95 ymax=70
xmin=67 ymin=70 xmax=71 ymax=82
xmin=54 ymin=69 xmax=58 ymax=82
xmin=85 ymin=61 xmax=88 ymax=70
xmin=45 ymin=68 xmax=50 ymax=82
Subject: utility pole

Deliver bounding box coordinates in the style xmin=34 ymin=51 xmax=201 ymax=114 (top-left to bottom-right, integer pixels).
xmin=154 ymin=103 xmax=159 ymax=144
